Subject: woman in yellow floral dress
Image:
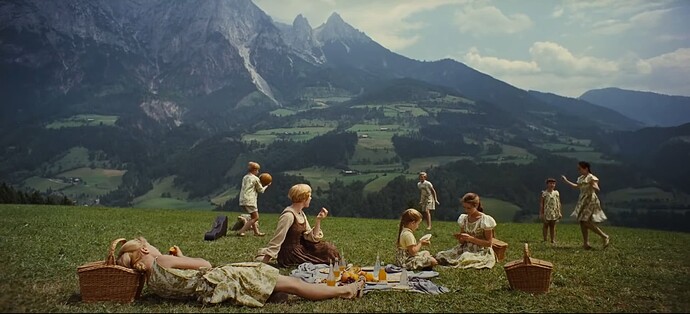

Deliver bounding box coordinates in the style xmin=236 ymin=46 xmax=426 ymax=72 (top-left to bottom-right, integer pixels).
xmin=435 ymin=193 xmax=496 ymax=269
xmin=561 ymin=161 xmax=611 ymax=250
xmin=116 ymin=237 xmax=364 ymax=307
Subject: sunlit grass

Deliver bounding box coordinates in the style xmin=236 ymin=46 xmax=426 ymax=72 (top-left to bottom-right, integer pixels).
xmin=1 ymin=204 xmax=688 ymax=313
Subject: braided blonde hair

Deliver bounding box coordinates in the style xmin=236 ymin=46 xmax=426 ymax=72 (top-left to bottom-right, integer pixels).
xmin=116 ymin=237 xmax=149 ymax=272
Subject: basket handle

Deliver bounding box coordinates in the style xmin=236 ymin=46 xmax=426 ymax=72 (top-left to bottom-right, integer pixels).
xmin=522 ymin=243 xmax=532 ymax=265
xmin=106 ymin=238 xmax=128 ymax=265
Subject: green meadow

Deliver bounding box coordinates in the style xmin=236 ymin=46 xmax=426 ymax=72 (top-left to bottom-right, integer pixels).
xmin=1 ymin=205 xmax=688 ymax=313
xmin=45 ymin=114 xmax=119 ymax=129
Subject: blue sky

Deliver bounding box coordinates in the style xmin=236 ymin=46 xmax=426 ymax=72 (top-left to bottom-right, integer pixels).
xmin=255 ymin=0 xmax=690 ymax=97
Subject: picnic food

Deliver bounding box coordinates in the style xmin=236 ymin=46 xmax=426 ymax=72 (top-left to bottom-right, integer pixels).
xmin=168 ymin=246 xmax=177 ymax=255
xmin=420 ymin=234 xmax=432 ymax=241
xmin=259 ymin=173 xmax=272 ymax=186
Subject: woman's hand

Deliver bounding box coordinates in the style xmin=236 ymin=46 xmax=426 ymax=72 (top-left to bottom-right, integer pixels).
xmin=316 ymin=207 xmax=329 ymax=221
xmin=169 ymin=245 xmax=183 ymax=257
xmin=459 ymin=233 xmax=473 ymax=243
xmin=561 ymin=175 xmax=568 ymax=182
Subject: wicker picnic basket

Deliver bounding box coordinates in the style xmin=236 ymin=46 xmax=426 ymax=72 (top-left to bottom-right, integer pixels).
xmin=492 ymin=238 xmax=509 ymax=262
xmin=77 ymin=238 xmax=146 ymax=303
xmin=491 ymin=230 xmax=508 ymax=262
xmin=503 ymin=243 xmax=553 ymax=294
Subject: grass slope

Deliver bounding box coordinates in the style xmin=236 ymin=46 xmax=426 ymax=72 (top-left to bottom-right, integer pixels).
xmin=1 ymin=205 xmax=688 ymax=313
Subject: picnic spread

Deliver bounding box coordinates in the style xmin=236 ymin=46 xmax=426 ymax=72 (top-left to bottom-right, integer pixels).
xmin=289 ymin=262 xmax=450 ymax=295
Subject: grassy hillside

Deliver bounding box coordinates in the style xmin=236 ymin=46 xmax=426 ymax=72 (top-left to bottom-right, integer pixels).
xmin=1 ymin=205 xmax=688 ymax=313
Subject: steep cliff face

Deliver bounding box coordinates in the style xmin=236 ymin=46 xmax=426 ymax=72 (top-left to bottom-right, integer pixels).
xmin=0 ymin=0 xmax=317 ymax=128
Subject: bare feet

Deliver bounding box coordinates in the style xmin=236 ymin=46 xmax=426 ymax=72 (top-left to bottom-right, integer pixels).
xmin=254 ymin=232 xmax=266 ymax=237
xmin=583 ymin=244 xmax=593 ymax=250
xmin=236 ymin=232 xmax=246 ymax=237
xmin=603 ymin=236 xmax=610 ymax=249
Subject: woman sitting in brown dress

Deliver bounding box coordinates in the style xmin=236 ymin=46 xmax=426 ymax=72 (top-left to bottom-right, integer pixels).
xmin=256 ymin=184 xmax=340 ymax=267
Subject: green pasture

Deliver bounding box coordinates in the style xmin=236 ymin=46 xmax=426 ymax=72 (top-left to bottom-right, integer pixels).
xmin=352 ymin=104 xmax=428 ymax=118
xmin=211 ymin=187 xmax=240 ymax=207
xmin=269 ymin=108 xmax=299 ymax=117
xmin=406 ymin=156 xmax=470 ymax=174
xmin=241 ymin=126 xmax=336 ymax=145
xmin=59 ymin=168 xmax=126 ymax=197
xmin=1 ymin=205 xmax=688 ymax=313
xmin=283 ymin=167 xmax=381 ymax=192
xmin=604 ymin=187 xmax=677 ymax=203
xmin=480 ymin=197 xmax=523 ymax=223
xmin=536 ymin=143 xmax=594 ymax=152
xmin=23 ymin=167 xmax=125 ymax=199
xmin=21 ymin=176 xmax=72 ymax=192
xmin=47 ymin=147 xmax=91 ymax=173
xmin=132 ymin=176 xmax=213 ymax=210
xmin=45 ymin=114 xmax=119 ymax=129
xmin=554 ymin=151 xmax=616 ymax=164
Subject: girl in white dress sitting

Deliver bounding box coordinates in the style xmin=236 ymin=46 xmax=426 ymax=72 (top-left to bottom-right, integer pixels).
xmin=435 ymin=192 xmax=497 ymax=269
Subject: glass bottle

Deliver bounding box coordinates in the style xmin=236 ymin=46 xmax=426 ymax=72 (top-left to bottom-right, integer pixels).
xmin=326 ymin=260 xmax=336 ymax=286
xmin=373 ymin=254 xmax=380 ymax=280
xmin=334 ymin=257 xmax=341 ymax=278
xmin=378 ymin=259 xmax=387 ymax=283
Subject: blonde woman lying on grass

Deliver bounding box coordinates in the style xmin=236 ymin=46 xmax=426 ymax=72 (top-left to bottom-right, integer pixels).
xmin=116 ymin=237 xmax=364 ymax=307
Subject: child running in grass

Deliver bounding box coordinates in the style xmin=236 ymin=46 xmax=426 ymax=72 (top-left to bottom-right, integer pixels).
xmin=540 ymin=178 xmax=562 ymax=244
xmin=417 ymin=172 xmax=440 ymax=230
xmin=395 ymin=208 xmax=438 ymax=271
xmin=236 ymin=161 xmax=269 ymax=237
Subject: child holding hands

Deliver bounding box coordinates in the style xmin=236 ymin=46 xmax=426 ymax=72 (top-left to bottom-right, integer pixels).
xmin=395 ymin=208 xmax=438 ymax=271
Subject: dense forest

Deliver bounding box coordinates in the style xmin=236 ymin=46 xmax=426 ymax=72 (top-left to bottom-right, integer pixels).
xmin=0 ymin=182 xmax=74 ymax=205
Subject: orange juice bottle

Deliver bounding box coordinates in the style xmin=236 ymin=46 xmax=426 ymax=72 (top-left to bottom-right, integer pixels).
xmin=378 ymin=261 xmax=387 ymax=283
xmin=326 ymin=261 xmax=336 ymax=286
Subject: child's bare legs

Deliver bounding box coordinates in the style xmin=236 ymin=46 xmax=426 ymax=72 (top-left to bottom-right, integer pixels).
xmin=273 ymin=275 xmax=363 ymax=300
xmin=579 ymin=221 xmax=592 ymax=249
xmin=238 ymin=211 xmax=264 ymax=236
xmin=542 ymin=221 xmax=549 ymax=242
xmin=548 ymin=221 xmax=557 ymax=243
xmin=425 ymin=209 xmax=432 ymax=230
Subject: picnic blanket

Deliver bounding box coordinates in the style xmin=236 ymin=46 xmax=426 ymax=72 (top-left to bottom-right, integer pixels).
xmin=290 ymin=262 xmax=449 ymax=295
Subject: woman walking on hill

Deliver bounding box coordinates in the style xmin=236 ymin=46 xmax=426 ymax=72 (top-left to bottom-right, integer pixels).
xmin=255 ymin=184 xmax=340 ymax=267
xmin=116 ymin=237 xmax=363 ymax=307
xmin=561 ymin=161 xmax=611 ymax=250
xmin=417 ymin=172 xmax=440 ymax=230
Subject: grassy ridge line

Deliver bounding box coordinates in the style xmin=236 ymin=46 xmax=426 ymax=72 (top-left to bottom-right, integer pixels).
xmin=1 ymin=205 xmax=688 ymax=313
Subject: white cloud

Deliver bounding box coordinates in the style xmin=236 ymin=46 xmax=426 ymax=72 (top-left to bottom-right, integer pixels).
xmin=461 ymin=42 xmax=690 ymax=97
xmin=551 ymin=6 xmax=564 ymax=18
xmin=560 ymin=0 xmax=670 ymax=35
xmin=464 ymin=47 xmax=540 ymax=74
xmin=453 ymin=4 xmax=533 ymax=36
xmin=529 ymin=41 xmax=619 ymax=76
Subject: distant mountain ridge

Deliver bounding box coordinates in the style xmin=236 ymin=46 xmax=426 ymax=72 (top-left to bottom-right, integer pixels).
xmin=580 ymin=88 xmax=690 ymax=127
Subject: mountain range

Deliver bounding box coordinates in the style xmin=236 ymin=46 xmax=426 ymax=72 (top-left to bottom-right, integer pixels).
xmin=580 ymin=88 xmax=690 ymax=127
xmin=1 ymin=0 xmax=688 ymax=230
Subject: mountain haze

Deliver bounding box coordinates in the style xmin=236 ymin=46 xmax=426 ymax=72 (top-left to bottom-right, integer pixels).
xmin=580 ymin=88 xmax=690 ymax=127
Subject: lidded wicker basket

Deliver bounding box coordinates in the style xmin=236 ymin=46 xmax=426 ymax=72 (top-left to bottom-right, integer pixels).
xmin=77 ymin=238 xmax=146 ymax=303
xmin=503 ymin=243 xmax=553 ymax=293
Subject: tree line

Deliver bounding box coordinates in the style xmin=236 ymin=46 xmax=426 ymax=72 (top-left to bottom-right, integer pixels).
xmin=0 ymin=182 xmax=74 ymax=205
